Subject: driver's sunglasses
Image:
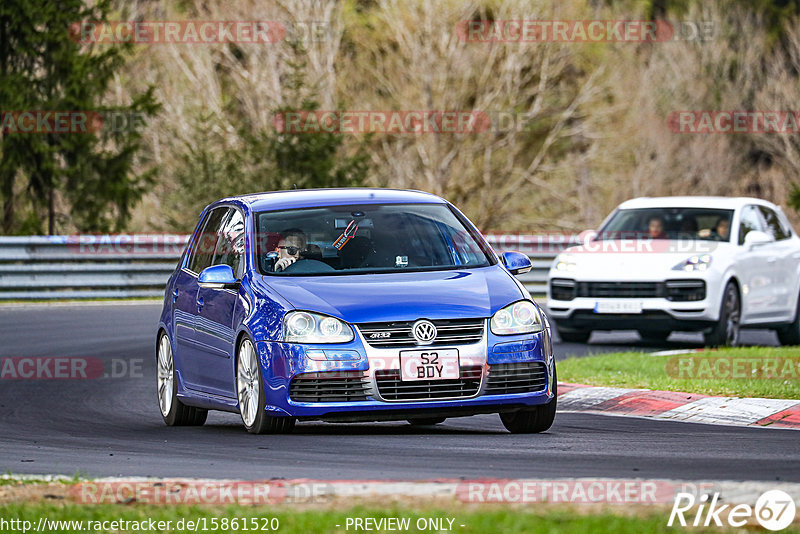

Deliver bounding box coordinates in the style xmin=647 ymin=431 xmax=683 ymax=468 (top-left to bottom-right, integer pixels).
xmin=277 ymin=245 xmax=301 ymax=255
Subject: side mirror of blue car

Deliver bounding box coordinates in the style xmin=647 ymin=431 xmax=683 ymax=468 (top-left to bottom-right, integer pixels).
xmin=198 ymin=264 xmax=239 ymax=288
xmin=501 ymin=251 xmax=532 ymax=276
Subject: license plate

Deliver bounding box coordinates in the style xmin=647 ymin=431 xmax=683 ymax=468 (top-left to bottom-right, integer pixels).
xmin=594 ymin=300 xmax=643 ymax=314
xmin=400 ymin=349 xmax=460 ymax=381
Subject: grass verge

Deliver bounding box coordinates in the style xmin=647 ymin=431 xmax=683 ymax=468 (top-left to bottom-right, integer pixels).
xmin=0 ymin=503 xmax=768 ymax=533
xmin=558 ymin=346 xmax=800 ymax=399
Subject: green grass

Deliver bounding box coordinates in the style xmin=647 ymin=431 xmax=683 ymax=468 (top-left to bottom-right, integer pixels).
xmin=558 ymin=347 xmax=800 ymax=399
xmin=0 ymin=472 xmax=85 ymax=486
xmin=0 ymin=503 xmax=769 ymax=533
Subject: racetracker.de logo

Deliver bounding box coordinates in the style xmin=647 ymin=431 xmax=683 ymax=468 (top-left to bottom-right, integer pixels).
xmin=666 ymin=356 xmax=800 ymax=380
xmin=70 ymin=481 xmax=285 ymax=505
xmin=67 ymin=234 xmax=189 ymax=255
xmin=456 ymin=479 xmax=712 ymax=504
xmin=456 ymin=20 xmax=713 ymax=43
xmin=272 ymin=111 xmax=492 ymax=134
xmin=0 ymin=111 xmax=103 ymax=134
xmin=668 ymin=111 xmax=800 ymax=134
xmin=0 ymin=357 xmax=143 ymax=380
xmin=69 ymin=21 xmax=287 ymax=44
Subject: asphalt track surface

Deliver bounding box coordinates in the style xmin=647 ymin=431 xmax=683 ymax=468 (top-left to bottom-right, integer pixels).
xmin=0 ymin=302 xmax=797 ymax=482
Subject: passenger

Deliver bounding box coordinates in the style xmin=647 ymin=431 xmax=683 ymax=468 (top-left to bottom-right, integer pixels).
xmin=647 ymin=215 xmax=668 ymax=239
xmin=274 ymin=229 xmax=307 ymax=271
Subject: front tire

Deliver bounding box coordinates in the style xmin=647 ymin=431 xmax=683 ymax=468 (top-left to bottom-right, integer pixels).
xmin=499 ymin=368 xmax=557 ymax=434
xmin=704 ymin=281 xmax=740 ymax=347
xmin=236 ymin=337 xmax=296 ymax=434
xmin=777 ymin=293 xmax=800 ymax=345
xmin=157 ymin=333 xmax=208 ymax=426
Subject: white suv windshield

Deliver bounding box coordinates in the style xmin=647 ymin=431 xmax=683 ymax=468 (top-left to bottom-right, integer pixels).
xmin=255 ymin=203 xmax=493 ymax=275
xmin=598 ymin=208 xmax=735 ymax=242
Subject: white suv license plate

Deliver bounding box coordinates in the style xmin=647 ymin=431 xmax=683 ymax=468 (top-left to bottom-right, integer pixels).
xmin=400 ymin=349 xmax=460 ymax=381
xmin=594 ymin=300 xmax=643 ymax=314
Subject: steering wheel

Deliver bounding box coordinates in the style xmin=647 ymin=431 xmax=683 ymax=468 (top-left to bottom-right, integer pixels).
xmin=281 ymin=259 xmax=335 ymax=274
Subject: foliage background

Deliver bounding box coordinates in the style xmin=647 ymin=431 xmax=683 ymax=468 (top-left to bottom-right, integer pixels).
xmin=4 ymin=0 xmax=800 ymax=234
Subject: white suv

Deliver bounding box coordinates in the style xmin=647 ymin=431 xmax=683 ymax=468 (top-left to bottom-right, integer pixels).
xmin=546 ymin=196 xmax=800 ymax=346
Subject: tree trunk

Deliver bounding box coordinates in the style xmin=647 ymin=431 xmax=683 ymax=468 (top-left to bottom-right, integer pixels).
xmin=1 ymin=164 xmax=13 ymax=234
xmin=48 ymin=186 xmax=54 ymax=235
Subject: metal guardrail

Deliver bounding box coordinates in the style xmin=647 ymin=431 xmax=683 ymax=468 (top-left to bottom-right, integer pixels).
xmin=0 ymin=234 xmax=576 ymax=300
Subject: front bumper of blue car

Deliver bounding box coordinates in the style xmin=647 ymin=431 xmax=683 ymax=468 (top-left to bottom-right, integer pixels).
xmin=254 ymin=323 xmax=555 ymax=421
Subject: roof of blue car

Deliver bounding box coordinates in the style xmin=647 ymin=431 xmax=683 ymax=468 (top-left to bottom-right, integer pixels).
xmin=225 ymin=188 xmax=445 ymax=212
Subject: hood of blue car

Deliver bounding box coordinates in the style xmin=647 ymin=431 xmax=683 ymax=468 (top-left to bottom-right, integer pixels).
xmin=259 ymin=266 xmax=526 ymax=324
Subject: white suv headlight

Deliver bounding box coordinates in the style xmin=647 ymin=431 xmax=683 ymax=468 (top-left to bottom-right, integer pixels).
xmin=283 ymin=311 xmax=354 ymax=343
xmin=672 ymin=254 xmax=712 ymax=272
xmin=554 ymin=254 xmax=577 ymax=272
xmin=491 ymin=300 xmax=544 ymax=335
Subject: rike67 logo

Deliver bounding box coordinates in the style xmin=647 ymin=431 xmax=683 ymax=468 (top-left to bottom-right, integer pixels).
xmin=669 ymin=490 xmax=796 ymax=531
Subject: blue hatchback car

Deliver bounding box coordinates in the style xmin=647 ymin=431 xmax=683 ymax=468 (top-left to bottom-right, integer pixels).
xmin=157 ymin=189 xmax=556 ymax=434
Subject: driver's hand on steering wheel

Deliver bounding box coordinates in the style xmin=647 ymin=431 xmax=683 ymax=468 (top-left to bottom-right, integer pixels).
xmin=275 ymin=256 xmax=298 ymax=271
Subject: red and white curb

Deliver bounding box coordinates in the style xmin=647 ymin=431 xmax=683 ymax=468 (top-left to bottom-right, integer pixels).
xmin=557 ymin=383 xmax=800 ymax=429
xmin=5 ymin=474 xmax=799 ymax=508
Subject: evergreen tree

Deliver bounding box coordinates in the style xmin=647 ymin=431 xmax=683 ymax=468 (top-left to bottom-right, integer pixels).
xmin=0 ymin=0 xmax=158 ymax=234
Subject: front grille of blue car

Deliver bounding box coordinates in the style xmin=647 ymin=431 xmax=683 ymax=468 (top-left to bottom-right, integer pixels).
xmin=373 ymin=365 xmax=482 ymax=401
xmin=357 ymin=318 xmax=485 ymax=348
xmin=289 ymin=371 xmax=370 ymax=402
xmin=484 ymin=362 xmax=547 ymax=394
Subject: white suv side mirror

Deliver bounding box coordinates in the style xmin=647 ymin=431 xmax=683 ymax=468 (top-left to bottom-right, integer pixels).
xmin=743 ymin=230 xmax=773 ymax=247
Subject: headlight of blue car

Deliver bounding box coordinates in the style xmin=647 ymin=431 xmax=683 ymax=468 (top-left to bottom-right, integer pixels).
xmin=490 ymin=300 xmax=544 ymax=335
xmin=283 ymin=311 xmax=355 ymax=343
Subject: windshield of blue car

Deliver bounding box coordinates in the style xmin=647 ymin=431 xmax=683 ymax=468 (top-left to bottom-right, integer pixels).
xmin=597 ymin=208 xmax=735 ymax=241
xmin=255 ymin=203 xmax=494 ymax=275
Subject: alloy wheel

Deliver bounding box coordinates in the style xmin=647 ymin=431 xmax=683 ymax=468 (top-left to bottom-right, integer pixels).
xmin=157 ymin=335 xmax=174 ymax=418
xmin=237 ymin=339 xmax=259 ymax=428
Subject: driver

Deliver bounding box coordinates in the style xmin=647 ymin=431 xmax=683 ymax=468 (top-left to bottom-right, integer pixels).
xmin=698 ymin=217 xmax=731 ymax=241
xmin=274 ymin=229 xmax=307 ymax=272
xmin=714 ymin=218 xmax=731 ymax=241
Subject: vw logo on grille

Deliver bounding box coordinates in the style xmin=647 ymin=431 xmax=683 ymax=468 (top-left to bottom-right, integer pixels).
xmin=412 ymin=320 xmax=437 ymax=345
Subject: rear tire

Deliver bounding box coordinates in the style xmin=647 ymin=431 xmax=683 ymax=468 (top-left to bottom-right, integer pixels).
xmin=237 ymin=337 xmax=296 ymax=434
xmin=157 ymin=332 xmax=208 ymax=426
xmin=704 ymin=281 xmax=740 ymax=347
xmin=499 ymin=368 xmax=557 ymax=434
xmin=407 ymin=417 xmax=446 ymax=426
xmin=777 ymin=293 xmax=800 ymax=345
xmin=555 ymin=327 xmax=591 ymax=343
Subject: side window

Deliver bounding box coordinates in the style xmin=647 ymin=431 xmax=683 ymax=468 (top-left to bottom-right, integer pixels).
xmin=189 ymin=208 xmax=228 ymax=274
xmin=738 ymin=205 xmax=766 ymax=245
xmin=777 ymin=209 xmax=795 ymax=238
xmin=184 ymin=210 xmax=213 ymax=272
xmin=758 ymin=206 xmax=790 ymax=241
xmin=213 ymin=208 xmax=246 ymax=279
